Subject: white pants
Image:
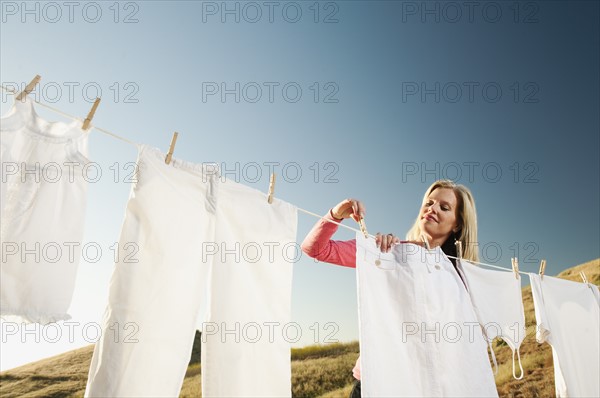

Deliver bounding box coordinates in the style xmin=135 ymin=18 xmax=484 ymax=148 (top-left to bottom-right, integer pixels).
xmin=201 ymin=168 xmax=297 ymax=397
xmin=355 ymin=233 xmax=498 ymax=397
xmin=85 ymin=145 xmax=297 ymax=397
xmin=1 ymin=97 xmax=89 ymax=324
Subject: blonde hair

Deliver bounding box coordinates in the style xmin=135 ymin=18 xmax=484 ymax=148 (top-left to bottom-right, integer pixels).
xmin=406 ymin=180 xmax=479 ymax=263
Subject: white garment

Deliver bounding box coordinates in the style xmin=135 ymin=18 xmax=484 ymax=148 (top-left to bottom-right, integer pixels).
xmin=355 ymin=233 xmax=498 ymax=398
xmin=201 ymin=166 xmax=297 ymax=398
xmin=529 ymin=273 xmax=600 ymax=397
xmin=85 ymin=144 xmax=297 ymax=398
xmin=1 ymin=97 xmax=89 ymax=324
xmin=460 ymin=260 xmax=526 ymax=379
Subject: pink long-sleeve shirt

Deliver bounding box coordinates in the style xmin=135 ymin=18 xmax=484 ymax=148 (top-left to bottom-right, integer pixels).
xmin=300 ymin=210 xmax=358 ymax=268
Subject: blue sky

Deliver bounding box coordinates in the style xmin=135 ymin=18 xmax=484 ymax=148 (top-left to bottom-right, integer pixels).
xmin=1 ymin=1 xmax=598 ymax=371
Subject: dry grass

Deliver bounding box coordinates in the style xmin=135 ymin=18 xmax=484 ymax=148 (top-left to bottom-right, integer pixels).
xmin=292 ymin=352 xmax=359 ymax=398
xmin=1 ymin=258 xmax=597 ymax=397
xmin=0 ymin=345 xmax=93 ymax=398
xmin=318 ymin=383 xmax=354 ymax=398
xmin=556 ymin=258 xmax=599 ymax=284
xmin=179 ymin=363 xmax=201 ymax=398
xmin=292 ymin=342 xmax=359 ymax=361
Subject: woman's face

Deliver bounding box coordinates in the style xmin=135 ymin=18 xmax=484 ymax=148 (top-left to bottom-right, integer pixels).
xmin=419 ymin=187 xmax=459 ymax=243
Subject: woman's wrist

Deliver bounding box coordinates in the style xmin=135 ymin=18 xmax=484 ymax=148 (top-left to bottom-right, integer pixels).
xmin=329 ymin=209 xmax=344 ymax=221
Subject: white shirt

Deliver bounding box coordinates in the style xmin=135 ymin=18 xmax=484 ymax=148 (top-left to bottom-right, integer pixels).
xmin=356 ymin=233 xmax=498 ymax=397
xmin=529 ymin=273 xmax=600 ymax=397
xmin=1 ymin=97 xmax=89 ymax=324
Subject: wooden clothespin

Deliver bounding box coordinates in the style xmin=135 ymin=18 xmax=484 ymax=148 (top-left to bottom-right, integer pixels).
xmin=267 ymin=173 xmax=276 ymax=204
xmin=511 ymin=257 xmax=520 ymax=280
xmin=579 ymin=271 xmax=589 ymax=284
xmin=165 ymin=132 xmax=179 ymax=165
xmin=82 ymin=98 xmax=101 ymax=130
xmin=358 ymin=218 xmax=368 ymax=239
xmin=538 ymin=259 xmax=547 ymax=280
xmin=455 ymin=240 xmax=463 ymax=260
xmin=16 ymin=75 xmax=41 ymax=101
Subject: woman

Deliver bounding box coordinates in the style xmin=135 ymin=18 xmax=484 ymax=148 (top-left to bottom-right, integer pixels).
xmin=301 ymin=179 xmax=479 ymax=398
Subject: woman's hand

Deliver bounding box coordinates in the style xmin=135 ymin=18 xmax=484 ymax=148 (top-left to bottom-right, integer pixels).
xmin=331 ymin=199 xmax=399 ymax=252
xmin=331 ymin=198 xmax=365 ymax=223
xmin=375 ymin=233 xmax=401 ymax=253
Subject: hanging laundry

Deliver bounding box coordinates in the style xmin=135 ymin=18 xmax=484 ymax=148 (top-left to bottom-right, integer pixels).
xmin=1 ymin=97 xmax=89 ymax=324
xmin=355 ymin=233 xmax=498 ymax=397
xmin=84 ymin=144 xmax=297 ymax=398
xmin=201 ymin=171 xmax=297 ymax=397
xmin=529 ymin=273 xmax=600 ymax=397
xmin=460 ymin=260 xmax=526 ymax=379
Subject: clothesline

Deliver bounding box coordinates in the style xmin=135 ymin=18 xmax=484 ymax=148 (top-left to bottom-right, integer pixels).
xmin=1 ymin=84 xmax=524 ymax=275
xmin=0 ymin=85 xmax=137 ymax=147
xmin=295 ymin=207 xmax=526 ymax=275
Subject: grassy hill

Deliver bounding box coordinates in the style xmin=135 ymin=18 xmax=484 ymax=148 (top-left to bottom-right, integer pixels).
xmin=1 ymin=258 xmax=598 ymax=397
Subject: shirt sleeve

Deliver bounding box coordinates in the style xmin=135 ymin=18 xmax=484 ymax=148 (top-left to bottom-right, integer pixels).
xmin=300 ymin=210 xmax=357 ymax=268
